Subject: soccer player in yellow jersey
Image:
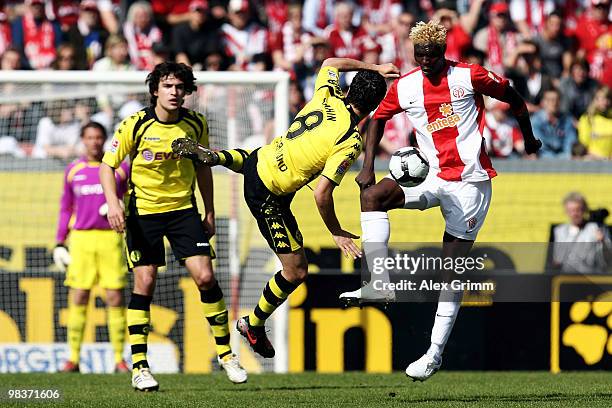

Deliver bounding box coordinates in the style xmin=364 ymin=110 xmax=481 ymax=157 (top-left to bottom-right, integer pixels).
xmin=100 ymin=62 xmax=246 ymax=391
xmin=173 ymin=57 xmax=399 ymax=358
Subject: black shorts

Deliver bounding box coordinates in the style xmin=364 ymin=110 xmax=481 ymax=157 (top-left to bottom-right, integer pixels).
xmin=243 ymin=150 xmax=303 ymax=254
xmin=125 ymin=207 xmax=215 ymax=268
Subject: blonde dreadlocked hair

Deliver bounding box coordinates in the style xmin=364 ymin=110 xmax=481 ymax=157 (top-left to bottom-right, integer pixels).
xmin=409 ymin=21 xmax=447 ymax=48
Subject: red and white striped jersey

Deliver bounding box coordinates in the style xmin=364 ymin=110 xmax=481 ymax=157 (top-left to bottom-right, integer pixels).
xmin=374 ymin=61 xmax=509 ymax=182
xmin=221 ymin=22 xmax=269 ymax=70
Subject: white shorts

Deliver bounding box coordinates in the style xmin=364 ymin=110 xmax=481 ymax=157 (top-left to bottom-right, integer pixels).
xmin=387 ymin=174 xmax=492 ymax=240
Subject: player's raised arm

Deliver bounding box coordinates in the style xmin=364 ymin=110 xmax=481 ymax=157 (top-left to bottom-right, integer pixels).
xmin=313 ymin=176 xmax=362 ymax=259
xmin=321 ymin=57 xmax=400 ymax=77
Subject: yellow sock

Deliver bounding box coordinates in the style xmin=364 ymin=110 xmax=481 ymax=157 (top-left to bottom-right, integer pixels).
xmin=107 ymin=306 xmax=126 ymax=364
xmin=127 ymin=293 xmax=152 ymax=370
xmin=200 ymin=282 xmax=231 ymax=358
xmin=249 ymin=271 xmax=298 ymax=327
xmin=67 ymin=303 xmax=87 ymax=364
xmin=216 ymin=149 xmax=251 ymax=173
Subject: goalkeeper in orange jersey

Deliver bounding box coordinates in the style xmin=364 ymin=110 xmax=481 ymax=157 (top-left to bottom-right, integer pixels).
xmin=54 ymin=122 xmax=130 ymax=373
xmin=172 ymin=57 xmax=399 ymax=358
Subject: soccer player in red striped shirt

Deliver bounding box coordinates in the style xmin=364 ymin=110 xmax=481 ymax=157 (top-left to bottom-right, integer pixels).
xmin=339 ymin=21 xmax=542 ymax=381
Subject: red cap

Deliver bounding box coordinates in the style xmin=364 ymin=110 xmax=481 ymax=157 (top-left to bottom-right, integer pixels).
xmin=489 ymin=2 xmax=509 ymax=15
xmin=189 ymin=0 xmax=208 ymax=11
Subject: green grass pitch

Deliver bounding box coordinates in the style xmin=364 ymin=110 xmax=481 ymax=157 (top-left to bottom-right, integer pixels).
xmin=1 ymin=372 xmax=611 ymax=407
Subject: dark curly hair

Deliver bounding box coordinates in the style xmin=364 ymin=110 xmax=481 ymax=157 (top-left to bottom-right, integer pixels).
xmin=145 ymin=61 xmax=197 ymax=107
xmin=346 ymin=70 xmax=388 ymax=114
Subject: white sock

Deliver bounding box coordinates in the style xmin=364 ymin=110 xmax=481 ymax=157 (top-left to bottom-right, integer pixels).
xmin=361 ymin=211 xmax=390 ymax=287
xmin=428 ymin=290 xmax=463 ymax=359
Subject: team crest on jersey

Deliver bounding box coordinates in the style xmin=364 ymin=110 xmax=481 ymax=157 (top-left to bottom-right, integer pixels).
xmin=426 ymin=103 xmax=461 ymax=134
xmin=451 ymin=86 xmax=465 ymax=98
xmin=110 ymin=138 xmax=120 ymax=153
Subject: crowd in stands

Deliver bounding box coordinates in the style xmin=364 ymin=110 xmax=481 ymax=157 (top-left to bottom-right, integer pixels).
xmin=0 ymin=0 xmax=609 ymax=160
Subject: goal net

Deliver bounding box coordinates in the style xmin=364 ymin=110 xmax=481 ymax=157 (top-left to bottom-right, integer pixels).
xmin=0 ymin=70 xmax=289 ymax=374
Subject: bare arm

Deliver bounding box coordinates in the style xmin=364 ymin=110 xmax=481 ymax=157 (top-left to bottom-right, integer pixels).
xmin=355 ymin=118 xmax=388 ymax=189
xmin=196 ymin=165 xmax=215 ymax=236
xmin=321 ymin=58 xmax=399 ymax=78
xmin=100 ymin=162 xmax=125 ymax=233
xmin=459 ymin=0 xmax=485 ymax=34
xmin=313 ymin=176 xmax=362 ymax=259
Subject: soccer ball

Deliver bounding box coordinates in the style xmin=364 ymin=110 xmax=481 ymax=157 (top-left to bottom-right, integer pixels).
xmin=389 ymin=147 xmax=429 ymax=187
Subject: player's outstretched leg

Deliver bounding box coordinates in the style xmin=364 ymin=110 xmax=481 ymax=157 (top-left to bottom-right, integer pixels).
xmin=127 ymin=293 xmax=159 ymax=391
xmin=340 ymin=180 xmax=404 ymax=306
xmin=237 ymin=270 xmax=300 ymax=358
xmin=172 ymin=137 xmax=251 ymax=173
xmin=200 ymin=280 xmax=247 ymax=384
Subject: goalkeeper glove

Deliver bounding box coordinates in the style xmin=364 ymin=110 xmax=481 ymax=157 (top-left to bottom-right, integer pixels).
xmin=53 ymin=244 xmax=71 ymax=272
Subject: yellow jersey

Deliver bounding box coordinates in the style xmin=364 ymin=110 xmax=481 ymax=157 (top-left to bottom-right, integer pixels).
xmin=257 ymin=66 xmax=363 ymax=195
xmin=102 ymin=107 xmax=209 ymax=215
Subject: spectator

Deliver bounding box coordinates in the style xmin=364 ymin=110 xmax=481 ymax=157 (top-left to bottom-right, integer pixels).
xmin=0 ymin=8 xmax=11 ymax=56
xmin=559 ymin=59 xmax=601 ymax=120
xmin=123 ymin=1 xmax=163 ymax=70
xmin=505 ymin=40 xmax=554 ymax=111
xmin=32 ymin=100 xmax=89 ymax=160
xmin=473 ymin=2 xmax=520 ymax=74
xmin=378 ymin=11 xmax=417 ymax=72
xmin=172 ymin=0 xmax=221 ymax=69
xmin=577 ymin=86 xmax=612 ymax=159
xmin=11 ymin=0 xmax=62 ymax=70
xmin=293 ymin=36 xmax=331 ymax=100
xmin=92 ymin=34 xmax=137 ymax=130
xmin=573 ymin=0 xmax=611 ymax=86
xmin=288 ymin=80 xmax=305 ymax=122
xmin=534 ymin=10 xmax=574 ymax=79
xmin=552 ymin=192 xmax=611 ymax=274
xmin=221 ymin=0 xmax=269 ymax=70
xmin=151 ymin=0 xmax=193 ymax=32
xmin=302 ymin=0 xmax=336 ymax=37
xmin=360 ymin=0 xmax=403 ymax=36
xmin=49 ymin=0 xmax=80 ymax=33
xmin=271 ymin=2 xmax=314 ymax=71
xmin=0 ymin=47 xmax=30 ymax=146
xmin=431 ymin=2 xmax=476 ymax=62
xmin=483 ymin=100 xmax=525 ymax=158
xmin=510 ymin=0 xmax=558 ymax=38
xmin=531 ymin=88 xmax=577 ymax=158
xmin=256 ymin=0 xmax=289 ymax=36
xmin=0 ymin=46 xmax=20 ymax=70
xmin=326 ymin=2 xmax=369 ymax=60
xmin=51 ymin=43 xmax=82 ymax=70
xmin=63 ymin=0 xmax=109 ymax=69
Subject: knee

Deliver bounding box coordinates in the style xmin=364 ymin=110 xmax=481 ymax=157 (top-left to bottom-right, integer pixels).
xmin=193 ymin=270 xmax=215 ymax=289
xmin=361 ymin=187 xmax=384 ymax=212
xmin=105 ymin=290 xmax=123 ymax=307
xmin=135 ymin=271 xmax=156 ymax=295
xmin=284 ymin=260 xmax=308 ymax=283
xmin=72 ymin=290 xmax=89 ymax=305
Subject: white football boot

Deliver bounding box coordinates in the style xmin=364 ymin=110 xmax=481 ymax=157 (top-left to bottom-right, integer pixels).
xmin=405 ymin=351 xmax=442 ymax=382
xmin=131 ymin=367 xmax=159 ymax=392
xmin=339 ymin=282 xmax=395 ymax=307
xmin=218 ymin=354 xmax=248 ymax=384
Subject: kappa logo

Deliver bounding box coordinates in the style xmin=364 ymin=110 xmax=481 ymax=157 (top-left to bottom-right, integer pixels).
xmin=270 ymin=222 xmax=283 ymax=230
xmin=273 ymin=232 xmax=287 ymax=239
xmin=276 ymin=242 xmax=289 ymax=249
xmin=426 ymin=103 xmax=461 ymax=134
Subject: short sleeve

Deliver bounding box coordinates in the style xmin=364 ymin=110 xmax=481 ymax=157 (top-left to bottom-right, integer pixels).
xmin=314 ymin=66 xmax=343 ymax=99
xmin=470 ymin=64 xmax=509 ymax=99
xmin=373 ymin=80 xmax=403 ymax=120
xmin=196 ymin=112 xmax=210 ymax=147
xmin=102 ymin=114 xmax=138 ymax=168
xmin=321 ymin=130 xmax=362 ymax=185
